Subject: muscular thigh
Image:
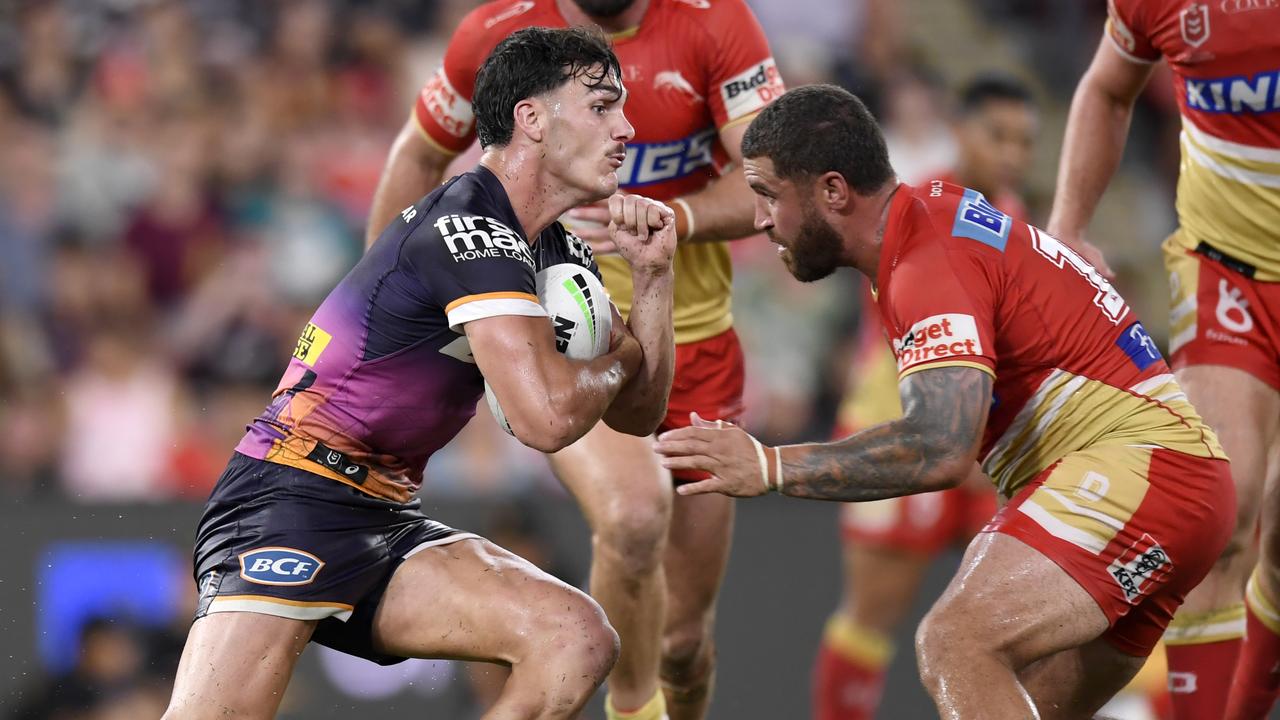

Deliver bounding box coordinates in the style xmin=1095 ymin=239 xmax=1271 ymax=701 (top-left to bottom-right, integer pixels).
xmin=547 ymin=420 xmax=672 ymax=533
xmin=1177 ymin=364 xmax=1280 ymax=518
xmin=370 ymin=537 xmax=602 ymax=663
xmin=928 ymin=532 xmax=1110 ymax=668
xmin=1019 ymin=637 xmax=1146 ymax=720
xmin=167 ymin=613 xmax=314 ymax=720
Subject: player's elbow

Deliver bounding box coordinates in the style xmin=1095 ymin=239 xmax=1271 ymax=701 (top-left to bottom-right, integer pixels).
xmin=510 ymin=414 xmax=578 ymax=453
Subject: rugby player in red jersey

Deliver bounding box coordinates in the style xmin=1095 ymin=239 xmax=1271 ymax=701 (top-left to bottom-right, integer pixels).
xmin=812 ymin=73 xmax=1037 ymax=720
xmin=657 ymin=84 xmax=1234 ymax=719
xmin=367 ymin=2 xmax=783 ymax=718
xmin=163 ymin=28 xmax=680 ymax=720
xmin=1049 ymin=2 xmax=1280 ymax=717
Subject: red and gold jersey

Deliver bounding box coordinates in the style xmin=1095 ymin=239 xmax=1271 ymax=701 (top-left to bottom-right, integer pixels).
xmin=413 ymin=0 xmax=783 ymax=343
xmin=876 ymin=181 xmax=1225 ymax=495
xmin=834 ymin=178 xmax=1028 ymax=435
xmin=1106 ymin=0 xmax=1280 ymax=278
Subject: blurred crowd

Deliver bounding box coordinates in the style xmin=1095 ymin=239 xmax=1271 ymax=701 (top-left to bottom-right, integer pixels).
xmin=0 ymin=0 xmax=1184 ymax=716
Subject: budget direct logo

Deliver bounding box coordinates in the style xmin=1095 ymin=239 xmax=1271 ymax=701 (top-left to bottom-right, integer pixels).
xmin=892 ymin=314 xmax=983 ymax=372
xmin=239 ymin=547 xmax=325 ymax=586
xmin=720 ymin=58 xmax=785 ymax=121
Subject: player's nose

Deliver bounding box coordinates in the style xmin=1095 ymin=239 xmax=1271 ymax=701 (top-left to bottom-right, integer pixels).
xmin=614 ymin=112 xmax=635 ymax=143
xmin=753 ymin=196 xmax=772 ymax=231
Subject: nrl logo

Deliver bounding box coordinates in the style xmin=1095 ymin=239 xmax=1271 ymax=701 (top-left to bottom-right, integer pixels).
xmin=1180 ymin=3 xmax=1210 ymax=46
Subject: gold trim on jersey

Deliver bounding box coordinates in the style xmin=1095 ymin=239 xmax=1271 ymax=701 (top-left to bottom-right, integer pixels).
xmin=983 ymin=369 xmax=1224 ymax=496
xmin=412 ymin=112 xmax=463 ymax=158
xmin=898 ymin=360 xmax=994 ymax=381
xmin=1174 ymin=119 xmax=1280 ymax=280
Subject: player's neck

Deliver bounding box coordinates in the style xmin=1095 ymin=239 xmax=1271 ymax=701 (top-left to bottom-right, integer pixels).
xmin=847 ymin=181 xmax=901 ymax=279
xmin=480 ymin=150 xmax=586 ymax=241
xmin=554 ymin=0 xmax=650 ymax=34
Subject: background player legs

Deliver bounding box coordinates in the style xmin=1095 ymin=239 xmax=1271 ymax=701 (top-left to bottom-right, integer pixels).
xmin=163 ymin=612 xmax=315 ymax=720
xmin=661 ymin=491 xmax=735 ymax=720
xmin=915 ymin=532 xmax=1116 ymax=719
xmin=1227 ymin=442 xmax=1280 ymax=720
xmin=814 ymin=541 xmax=930 ymax=720
xmin=1018 ymin=637 xmax=1146 ymax=719
xmin=548 ymin=422 xmax=673 ymax=717
xmin=370 ymin=538 xmax=620 ymax=719
xmin=1164 ymin=366 xmax=1278 ymax=719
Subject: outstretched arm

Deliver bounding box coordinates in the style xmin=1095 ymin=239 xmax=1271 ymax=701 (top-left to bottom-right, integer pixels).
xmin=655 ymin=366 xmax=992 ymax=501
xmin=1046 ymin=32 xmax=1155 ymax=276
xmin=366 ymin=117 xmax=455 ymax=248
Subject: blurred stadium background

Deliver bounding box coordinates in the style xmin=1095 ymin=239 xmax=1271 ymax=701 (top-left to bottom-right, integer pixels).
xmin=0 ymin=0 xmax=1210 ymax=718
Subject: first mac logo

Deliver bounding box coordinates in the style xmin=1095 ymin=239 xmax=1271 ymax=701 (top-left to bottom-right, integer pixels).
xmin=239 ymin=547 xmax=324 ymax=586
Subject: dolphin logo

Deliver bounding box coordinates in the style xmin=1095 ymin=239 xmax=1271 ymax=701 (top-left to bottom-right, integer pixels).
xmin=654 ymin=71 xmax=704 ymax=104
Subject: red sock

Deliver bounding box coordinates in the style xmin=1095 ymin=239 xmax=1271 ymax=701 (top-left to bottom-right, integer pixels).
xmin=1166 ymin=638 xmax=1242 ymax=720
xmin=1226 ymin=576 xmax=1280 ymax=720
xmin=812 ymin=616 xmax=891 ymax=720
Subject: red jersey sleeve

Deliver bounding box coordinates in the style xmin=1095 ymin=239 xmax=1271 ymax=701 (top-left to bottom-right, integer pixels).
xmin=881 ymin=243 xmax=998 ymax=381
xmin=700 ymin=0 xmax=785 ymax=129
xmin=1105 ymin=0 xmax=1160 ymax=63
xmin=412 ymin=7 xmax=494 ymax=155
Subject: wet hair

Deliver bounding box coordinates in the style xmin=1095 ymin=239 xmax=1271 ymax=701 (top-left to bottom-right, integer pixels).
xmin=741 ymin=84 xmax=894 ymax=195
xmin=958 ymin=72 xmax=1034 ymax=117
xmin=473 ymin=26 xmax=622 ymax=148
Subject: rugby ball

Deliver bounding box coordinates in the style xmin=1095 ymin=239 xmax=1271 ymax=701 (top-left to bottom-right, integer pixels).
xmin=486 ymin=263 xmax=613 ymax=435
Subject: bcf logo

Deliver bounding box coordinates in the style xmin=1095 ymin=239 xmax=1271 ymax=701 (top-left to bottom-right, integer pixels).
xmin=239 ymin=547 xmax=325 ymax=586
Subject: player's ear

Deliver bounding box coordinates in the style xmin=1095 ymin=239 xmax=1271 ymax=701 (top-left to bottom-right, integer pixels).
xmin=819 ymin=171 xmax=851 ymax=212
xmin=513 ymin=98 xmax=544 ymax=143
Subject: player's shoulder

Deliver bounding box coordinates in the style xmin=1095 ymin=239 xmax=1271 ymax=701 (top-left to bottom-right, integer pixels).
xmin=407 ymin=171 xmax=534 ymax=269
xmin=453 ymin=0 xmax=564 ymax=51
xmin=898 ymin=181 xmax=1016 ymax=257
xmin=653 ymin=0 xmax=760 ymax=26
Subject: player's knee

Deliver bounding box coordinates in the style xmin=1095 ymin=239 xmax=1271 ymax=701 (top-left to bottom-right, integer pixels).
xmin=536 ymin=592 xmax=620 ymax=687
xmin=916 ymin=600 xmax=995 ymax=688
xmin=594 ymin=496 xmax=670 ymax=579
xmin=661 ymin=622 xmax=714 ymax=687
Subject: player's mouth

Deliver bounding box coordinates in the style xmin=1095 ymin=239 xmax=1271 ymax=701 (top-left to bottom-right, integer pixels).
xmin=606 ymin=148 xmax=626 ymax=168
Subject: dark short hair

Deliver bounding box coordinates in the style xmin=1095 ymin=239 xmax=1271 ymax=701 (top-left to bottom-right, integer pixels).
xmin=741 ymin=84 xmax=894 ymax=195
xmin=473 ymin=26 xmax=621 ymax=148
xmin=958 ymin=72 xmax=1034 ymax=116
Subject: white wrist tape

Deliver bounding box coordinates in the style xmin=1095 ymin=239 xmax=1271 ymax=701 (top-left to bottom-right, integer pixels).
xmin=773 ymin=446 xmax=784 ymax=493
xmin=672 ymin=197 xmax=695 ymax=242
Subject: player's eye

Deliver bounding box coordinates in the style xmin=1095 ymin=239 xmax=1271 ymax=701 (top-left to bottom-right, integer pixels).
xmin=592 ymin=103 xmax=607 ymax=115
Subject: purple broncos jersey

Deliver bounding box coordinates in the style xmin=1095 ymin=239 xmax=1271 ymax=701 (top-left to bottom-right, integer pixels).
xmin=236 ymin=166 xmax=600 ymax=502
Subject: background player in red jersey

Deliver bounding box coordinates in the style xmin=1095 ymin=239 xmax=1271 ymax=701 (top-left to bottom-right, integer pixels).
xmin=657 ymin=84 xmax=1234 ymax=719
xmin=1049 ymin=3 xmax=1280 ymax=717
xmin=366 ymin=2 xmax=782 ymax=719
xmin=812 ymin=73 xmax=1038 ymax=720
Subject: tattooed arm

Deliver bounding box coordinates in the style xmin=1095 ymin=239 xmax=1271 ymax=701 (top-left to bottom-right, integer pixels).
xmin=654 ymin=366 xmax=992 ymax=501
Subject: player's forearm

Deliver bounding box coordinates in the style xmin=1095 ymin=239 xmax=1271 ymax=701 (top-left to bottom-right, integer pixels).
xmin=772 ymin=419 xmax=971 ymax=502
xmin=1046 ymin=74 xmax=1137 ymax=239
xmin=366 ymin=125 xmax=450 ymax=248
xmin=603 ymin=270 xmax=676 ymax=435
xmin=675 ymin=165 xmax=758 ymax=243
xmin=524 ymin=347 xmax=640 ymax=452
xmin=775 ymin=368 xmax=987 ymax=501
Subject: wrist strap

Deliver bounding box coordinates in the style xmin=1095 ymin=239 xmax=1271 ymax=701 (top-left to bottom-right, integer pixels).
xmin=672 ymin=197 xmax=695 ymax=243
xmin=772 ymin=446 xmax=784 ymax=493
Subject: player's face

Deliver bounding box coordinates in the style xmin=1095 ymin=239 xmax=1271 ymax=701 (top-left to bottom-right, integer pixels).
xmin=570 ymin=0 xmax=636 ymax=18
xmin=543 ymin=69 xmax=634 ymax=201
xmin=745 ymin=157 xmax=845 ymax=282
xmin=956 ymin=100 xmax=1037 ymax=196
